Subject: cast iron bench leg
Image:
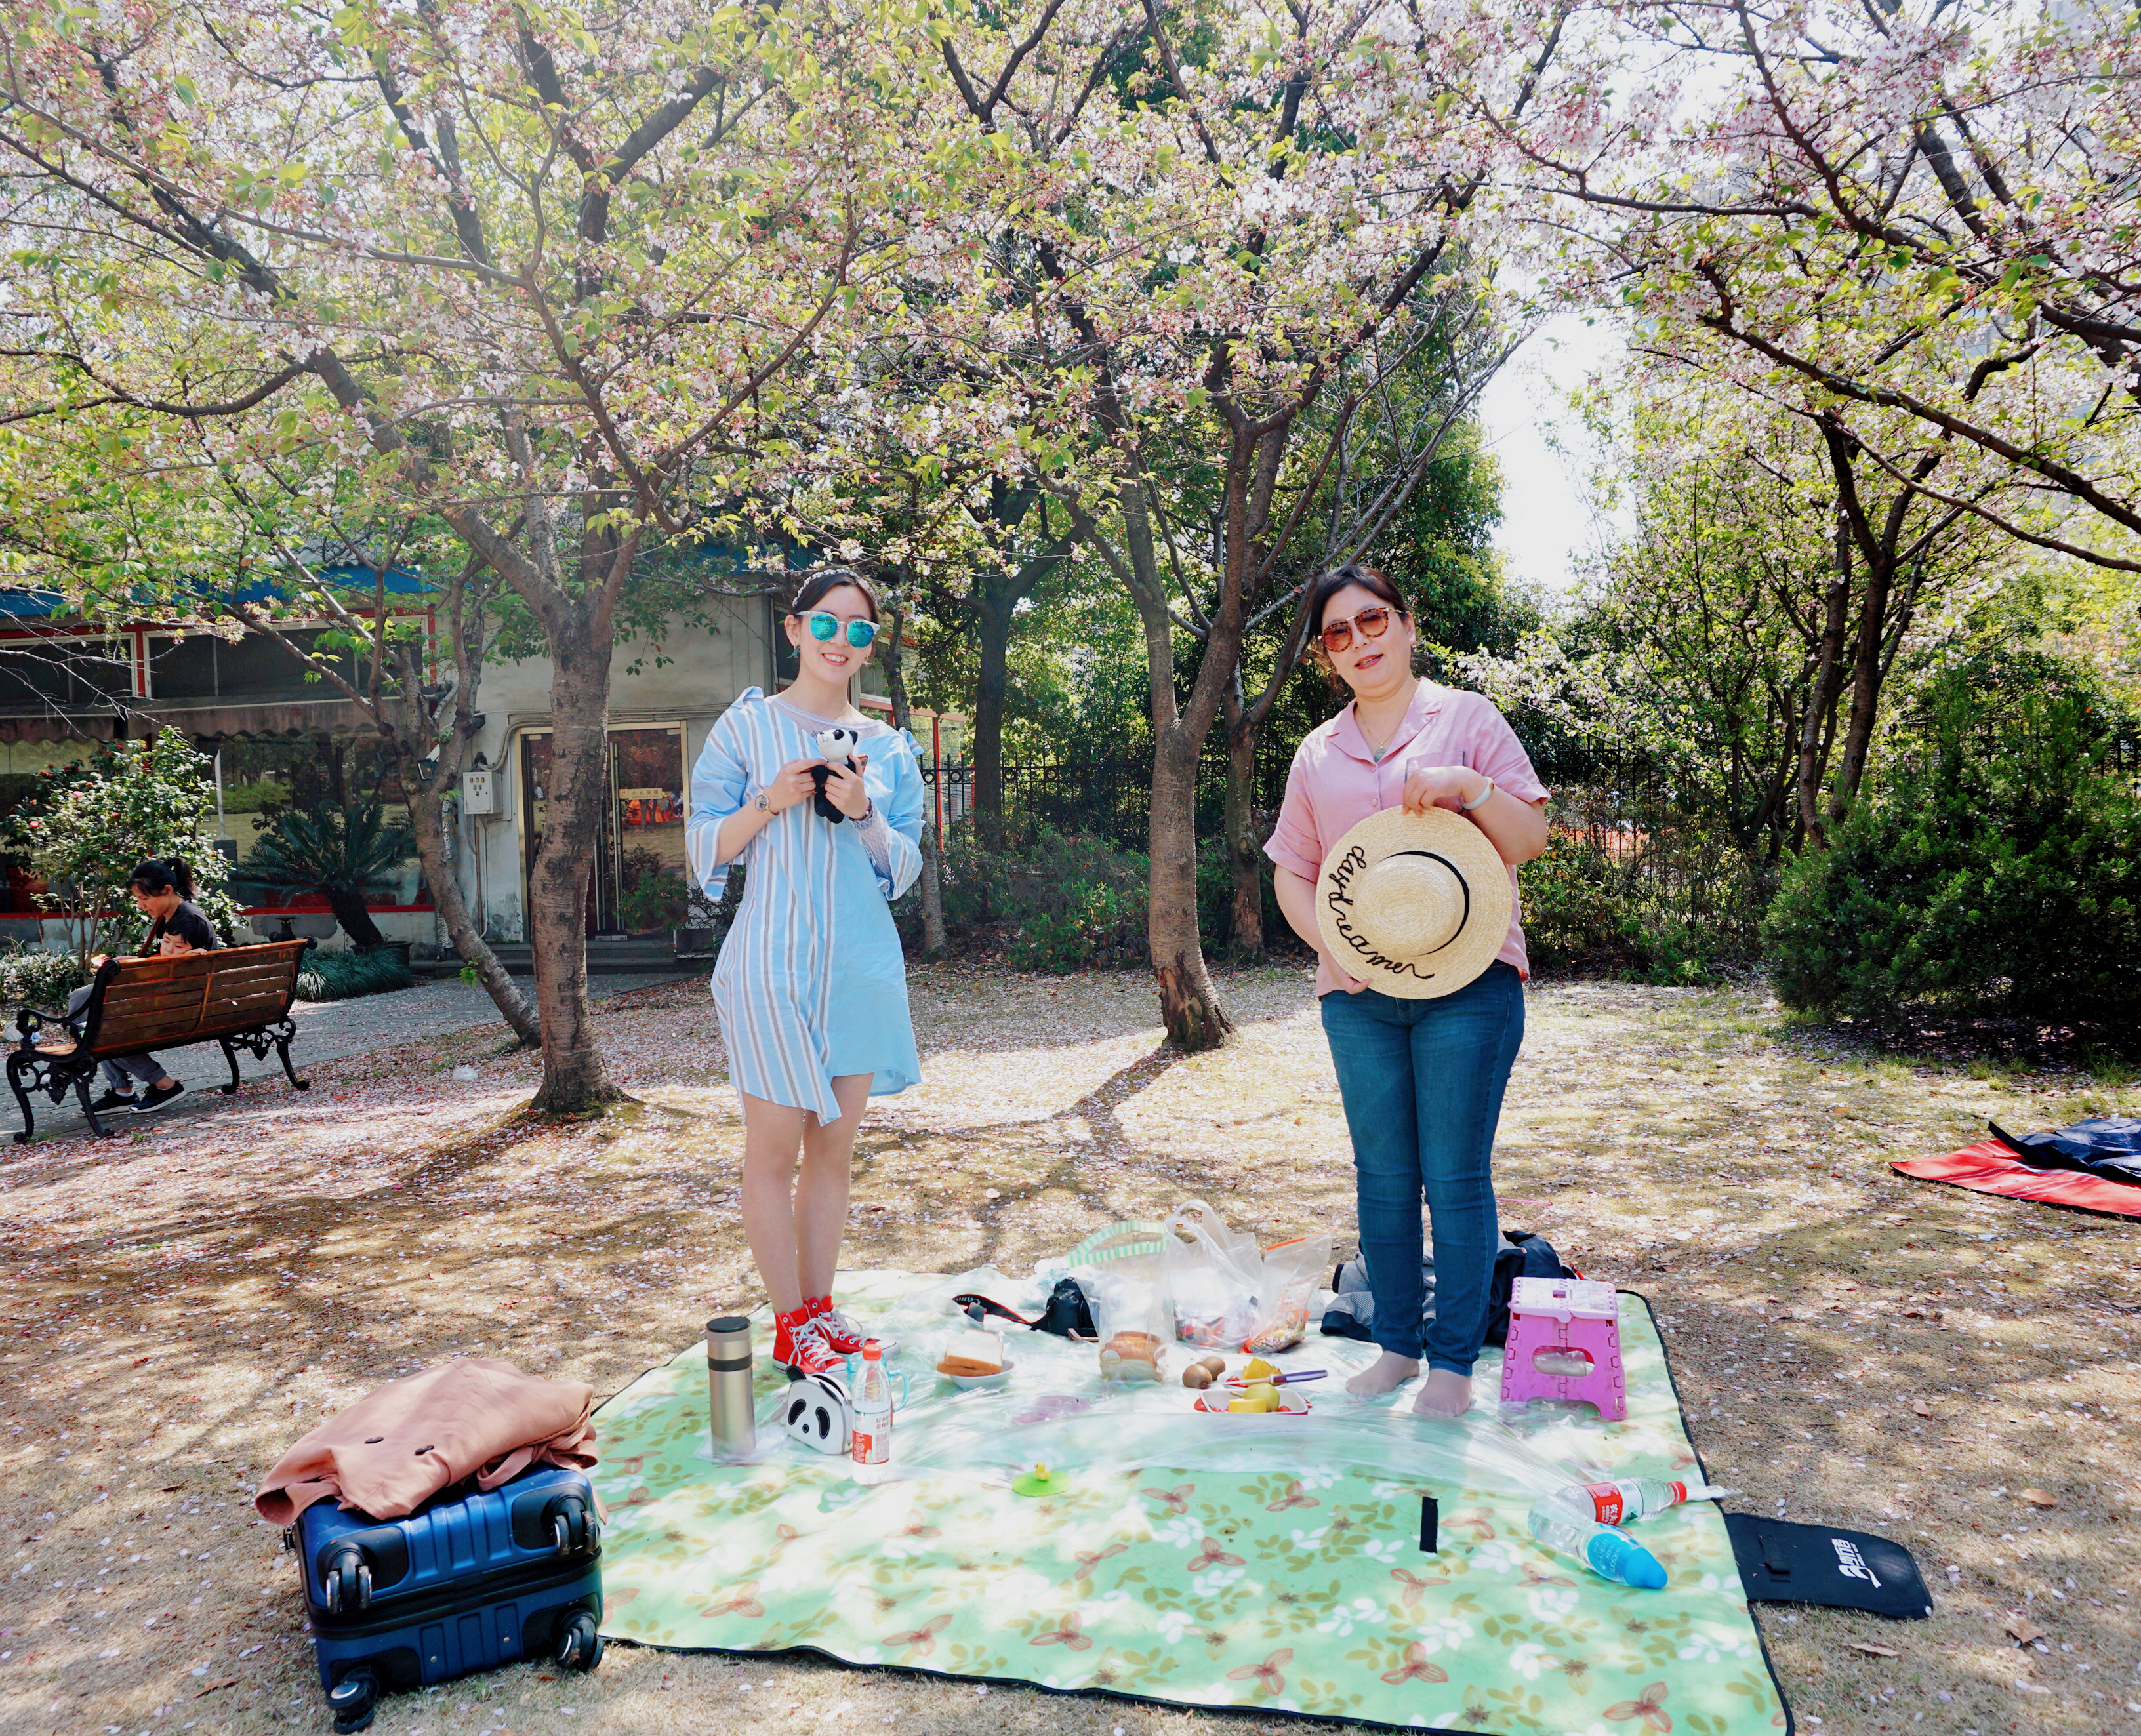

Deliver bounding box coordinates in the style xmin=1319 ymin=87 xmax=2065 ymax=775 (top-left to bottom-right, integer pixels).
xmin=75 ymin=1070 xmax=112 ymax=1138
xmin=8 ymin=1053 xmax=35 ymax=1144
xmin=218 ymin=1038 xmax=243 ymax=1095
xmin=275 ymin=1024 xmax=309 ymax=1091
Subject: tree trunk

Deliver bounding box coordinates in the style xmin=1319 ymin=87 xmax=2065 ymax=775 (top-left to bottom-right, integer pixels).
xmin=1794 ymin=514 xmax=1852 ymax=847
xmin=971 ymin=580 xmax=1012 ymax=822
xmin=1149 ymin=729 xmax=1234 ymax=1051
xmin=917 ymin=820 xmax=947 ymax=956
xmin=1827 ymin=549 xmax=1894 ymax=829
xmin=525 ymin=616 xmax=624 ymax=1114
xmin=405 ymin=783 xmax=540 ymax=1045
xmin=1221 ymin=685 xmax=1263 ymax=962
xmin=1107 ymin=458 xmax=1234 ymax=1052
xmin=324 ymin=889 xmax=387 ymax=951
xmin=880 ymin=592 xmax=947 ymax=958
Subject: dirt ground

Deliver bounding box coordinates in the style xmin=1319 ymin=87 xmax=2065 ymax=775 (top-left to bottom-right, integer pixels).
xmin=3 ymin=963 xmax=2136 ymax=1736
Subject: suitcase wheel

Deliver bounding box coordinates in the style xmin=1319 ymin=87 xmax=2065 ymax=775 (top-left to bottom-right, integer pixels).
xmin=321 ymin=1558 xmax=373 ymax=1615
xmin=546 ymin=1496 xmax=594 ymax=1556
xmin=327 ymin=1666 xmax=379 ymax=1733
xmin=556 ymin=1611 xmax=603 ymax=1672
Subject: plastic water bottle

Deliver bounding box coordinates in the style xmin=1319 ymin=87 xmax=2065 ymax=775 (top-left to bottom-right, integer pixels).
xmin=1526 ymin=1498 xmax=1669 ymax=1590
xmin=849 ymin=1341 xmax=893 ymax=1478
xmin=1566 ymin=1478 xmax=1733 ymax=1526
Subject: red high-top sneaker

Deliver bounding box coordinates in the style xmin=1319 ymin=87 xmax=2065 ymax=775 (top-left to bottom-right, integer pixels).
xmin=806 ymin=1295 xmax=895 ymax=1358
xmin=771 ymin=1306 xmax=844 ymax=1377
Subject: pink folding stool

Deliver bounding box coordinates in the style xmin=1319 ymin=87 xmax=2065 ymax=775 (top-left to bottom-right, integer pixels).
xmin=1498 ymin=1276 xmax=1627 ymax=1420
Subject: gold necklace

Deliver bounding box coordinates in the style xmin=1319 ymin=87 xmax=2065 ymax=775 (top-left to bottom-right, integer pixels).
xmin=1357 ymin=706 xmax=1402 ymax=759
xmin=1356 ymin=679 xmax=1418 ymax=760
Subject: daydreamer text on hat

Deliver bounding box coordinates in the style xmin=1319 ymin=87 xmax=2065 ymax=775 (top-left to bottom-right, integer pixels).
xmin=1315 ymin=805 xmax=1512 ymax=999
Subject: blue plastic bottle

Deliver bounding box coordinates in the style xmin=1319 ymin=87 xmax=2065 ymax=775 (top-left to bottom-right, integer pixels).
xmin=1526 ymin=1493 xmax=1670 ymax=1590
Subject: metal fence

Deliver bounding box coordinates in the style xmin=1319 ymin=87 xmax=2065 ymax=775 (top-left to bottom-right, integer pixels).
xmin=920 ymin=745 xmax=1289 ymax=852
xmin=920 ymin=728 xmax=2141 ymax=865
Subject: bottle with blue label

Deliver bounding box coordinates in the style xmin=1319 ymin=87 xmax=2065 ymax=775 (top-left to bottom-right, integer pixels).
xmin=1523 ymin=1479 xmax=1734 ymax=1590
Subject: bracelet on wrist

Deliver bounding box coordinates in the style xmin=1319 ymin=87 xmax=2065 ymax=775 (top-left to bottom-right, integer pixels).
xmin=1461 ymin=775 xmax=1496 ymax=813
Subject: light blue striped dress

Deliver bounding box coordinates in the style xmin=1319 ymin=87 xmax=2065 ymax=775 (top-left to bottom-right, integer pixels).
xmin=685 ymin=688 xmax=925 ymax=1122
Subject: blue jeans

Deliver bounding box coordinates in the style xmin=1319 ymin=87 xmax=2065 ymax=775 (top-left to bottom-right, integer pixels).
xmin=1320 ymin=964 xmax=1525 ymax=1376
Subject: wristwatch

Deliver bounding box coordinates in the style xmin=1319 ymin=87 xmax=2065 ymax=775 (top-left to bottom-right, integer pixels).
xmin=754 ymin=791 xmax=771 ymax=815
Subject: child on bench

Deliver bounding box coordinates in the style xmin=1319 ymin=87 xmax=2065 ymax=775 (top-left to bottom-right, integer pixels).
xmin=66 ymin=856 xmax=219 ymax=1116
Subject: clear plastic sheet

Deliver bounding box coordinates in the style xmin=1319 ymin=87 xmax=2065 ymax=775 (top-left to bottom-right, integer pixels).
xmin=868 ymin=1384 xmax=1587 ymax=1497
xmin=710 ymin=1266 xmax=1613 ymax=1497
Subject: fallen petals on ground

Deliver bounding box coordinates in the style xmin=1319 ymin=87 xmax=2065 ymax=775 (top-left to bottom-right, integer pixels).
xmin=2 ymin=963 xmax=2134 ymax=1736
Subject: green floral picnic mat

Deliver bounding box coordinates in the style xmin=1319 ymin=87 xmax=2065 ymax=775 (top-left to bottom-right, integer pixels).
xmin=589 ymin=1270 xmax=1791 ymax=1735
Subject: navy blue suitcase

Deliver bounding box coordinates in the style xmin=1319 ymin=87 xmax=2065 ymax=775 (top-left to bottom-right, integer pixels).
xmin=291 ymin=1464 xmax=603 ymax=1732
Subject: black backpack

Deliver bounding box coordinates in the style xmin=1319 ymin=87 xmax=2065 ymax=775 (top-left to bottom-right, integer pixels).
xmin=1320 ymin=1230 xmax=1574 ymax=1346
xmin=1486 ymin=1230 xmax=1577 ymax=1346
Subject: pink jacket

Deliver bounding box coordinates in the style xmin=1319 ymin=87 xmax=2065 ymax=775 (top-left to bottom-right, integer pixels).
xmin=1265 ymin=680 xmax=1550 ymax=996
xmin=255 ymin=1359 xmax=598 ymax=1525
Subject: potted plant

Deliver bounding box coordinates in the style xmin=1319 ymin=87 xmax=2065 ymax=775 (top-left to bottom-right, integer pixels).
xmin=615 ymin=846 xmax=689 ymax=937
xmin=243 ymin=802 xmax=415 ymax=954
xmin=673 ymin=877 xmax=738 ymax=960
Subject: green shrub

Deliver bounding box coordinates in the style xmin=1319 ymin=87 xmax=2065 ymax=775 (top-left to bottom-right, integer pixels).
xmin=218 ymin=778 xmax=289 ymax=813
xmin=296 ymin=945 xmax=415 ymax=1002
xmin=617 ymin=847 xmax=690 ymax=932
xmin=0 ymin=944 xmax=91 ymax=1010
xmin=1520 ymin=828 xmax=1768 ymax=984
xmin=1764 ymin=653 xmax=2141 ymax=1021
xmin=910 ymin=817 xmax=1149 ymax=971
xmin=0 ymin=735 xmax=243 ymax=958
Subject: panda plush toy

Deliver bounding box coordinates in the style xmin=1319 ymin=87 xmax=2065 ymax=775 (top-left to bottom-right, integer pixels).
xmin=780 ymin=1367 xmax=852 ymax=1455
xmin=810 ymin=726 xmax=863 ymax=824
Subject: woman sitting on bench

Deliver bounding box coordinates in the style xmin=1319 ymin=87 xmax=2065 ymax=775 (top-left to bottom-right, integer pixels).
xmin=66 ymin=857 xmax=219 ymax=1116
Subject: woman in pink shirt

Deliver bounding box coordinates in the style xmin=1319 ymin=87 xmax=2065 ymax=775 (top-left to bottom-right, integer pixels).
xmin=1266 ymin=562 xmax=1549 ymax=1417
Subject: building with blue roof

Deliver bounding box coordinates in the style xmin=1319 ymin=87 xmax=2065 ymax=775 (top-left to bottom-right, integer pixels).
xmin=0 ymin=565 xmax=956 ymax=952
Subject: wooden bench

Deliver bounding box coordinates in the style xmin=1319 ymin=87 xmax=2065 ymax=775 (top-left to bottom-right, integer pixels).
xmin=8 ymin=939 xmax=314 ymax=1141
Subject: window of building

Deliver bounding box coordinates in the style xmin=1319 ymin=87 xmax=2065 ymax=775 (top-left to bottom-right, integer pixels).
xmin=145 ymin=630 xmax=362 ymax=703
xmin=0 ymin=635 xmax=132 ymax=709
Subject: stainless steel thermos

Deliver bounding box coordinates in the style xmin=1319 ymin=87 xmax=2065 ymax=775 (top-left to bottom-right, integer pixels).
xmin=706 ymin=1315 xmax=756 ymax=1459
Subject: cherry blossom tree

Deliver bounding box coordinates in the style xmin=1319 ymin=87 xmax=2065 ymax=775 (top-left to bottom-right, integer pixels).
xmin=1495 ymin=0 xmax=2141 ymax=572
xmin=0 ymin=0 xmax=937 ymax=1109
xmin=903 ymin=0 xmax=1553 ymax=1049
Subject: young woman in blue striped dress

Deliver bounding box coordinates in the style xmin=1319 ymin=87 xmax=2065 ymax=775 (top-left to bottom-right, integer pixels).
xmin=685 ymin=569 xmax=926 ymax=1376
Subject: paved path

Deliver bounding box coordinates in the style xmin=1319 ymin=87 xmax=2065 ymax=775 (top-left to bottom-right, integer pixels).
xmin=9 ymin=973 xmax=683 ymax=1143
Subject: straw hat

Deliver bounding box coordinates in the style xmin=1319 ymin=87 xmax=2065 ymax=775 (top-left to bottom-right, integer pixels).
xmin=1314 ymin=806 xmax=1513 ymax=999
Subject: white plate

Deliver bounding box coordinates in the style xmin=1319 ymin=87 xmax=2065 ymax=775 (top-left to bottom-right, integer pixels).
xmin=941 ymin=1351 xmax=1015 ymax=1390
xmin=1194 ymin=1388 xmax=1312 ymax=1416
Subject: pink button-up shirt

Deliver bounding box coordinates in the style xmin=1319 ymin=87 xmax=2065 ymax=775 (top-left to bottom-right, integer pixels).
xmin=1265 ymin=680 xmax=1550 ymax=996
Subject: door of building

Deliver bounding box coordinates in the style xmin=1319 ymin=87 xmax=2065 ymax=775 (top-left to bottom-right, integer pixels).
xmin=605 ymin=726 xmax=689 ymax=935
xmin=518 ymin=725 xmax=687 ymax=936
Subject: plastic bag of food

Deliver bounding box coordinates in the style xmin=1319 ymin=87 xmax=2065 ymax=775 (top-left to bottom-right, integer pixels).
xmin=1160 ymin=1200 xmax=1263 ymax=1348
xmin=1080 ymin=1264 xmax=1170 ymax=1382
xmin=1243 ymin=1232 xmax=1333 ymax=1354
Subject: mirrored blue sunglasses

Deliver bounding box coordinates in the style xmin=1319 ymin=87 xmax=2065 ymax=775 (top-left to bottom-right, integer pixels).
xmin=804 ymin=611 xmax=879 ymax=649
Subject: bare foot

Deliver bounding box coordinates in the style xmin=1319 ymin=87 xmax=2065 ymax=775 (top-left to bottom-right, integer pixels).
xmin=1345 ymin=1351 xmax=1420 ymax=1397
xmin=1412 ymin=1368 xmax=1472 ymax=1417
